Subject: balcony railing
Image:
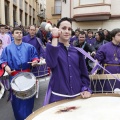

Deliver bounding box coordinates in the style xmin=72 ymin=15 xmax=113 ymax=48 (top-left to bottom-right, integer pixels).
xmin=38 ymin=12 xmax=45 ymax=18
xmin=51 ymin=6 xmax=61 ymax=15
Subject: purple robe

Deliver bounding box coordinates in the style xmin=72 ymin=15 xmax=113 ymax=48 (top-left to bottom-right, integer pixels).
xmin=70 ymin=36 xmax=79 ymax=44
xmin=94 ymin=42 xmax=120 ymax=92
xmin=86 ymin=37 xmax=96 ymax=46
xmin=22 ymin=35 xmax=47 ymax=77
xmin=44 ymin=43 xmax=91 ymax=104
xmin=22 ymin=34 xmax=45 ymax=58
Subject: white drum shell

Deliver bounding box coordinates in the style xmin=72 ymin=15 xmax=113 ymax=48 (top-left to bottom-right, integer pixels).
xmin=11 ymin=72 xmax=36 ymax=99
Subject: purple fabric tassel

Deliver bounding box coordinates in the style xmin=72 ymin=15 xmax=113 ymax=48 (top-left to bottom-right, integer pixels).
xmin=43 ymin=85 xmax=52 ymax=106
xmin=75 ymin=47 xmax=120 ymax=81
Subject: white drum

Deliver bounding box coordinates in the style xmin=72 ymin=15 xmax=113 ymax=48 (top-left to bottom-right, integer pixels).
xmin=11 ymin=72 xmax=36 ymax=99
xmin=26 ymin=94 xmax=120 ymax=120
xmin=31 ymin=59 xmax=50 ymax=78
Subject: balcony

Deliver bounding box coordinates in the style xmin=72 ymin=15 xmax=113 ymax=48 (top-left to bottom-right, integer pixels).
xmin=38 ymin=12 xmax=45 ymax=18
xmin=73 ymin=1 xmax=111 ymax=21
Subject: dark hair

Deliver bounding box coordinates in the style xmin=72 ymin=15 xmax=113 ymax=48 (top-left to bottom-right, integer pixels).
xmin=95 ymin=31 xmax=105 ymax=41
xmin=88 ymin=30 xmax=93 ymax=34
xmin=79 ymin=31 xmax=85 ymax=35
xmin=0 ymin=39 xmax=2 ymax=44
xmin=57 ymin=17 xmax=72 ymax=28
xmin=12 ymin=27 xmax=22 ymax=34
xmin=111 ymin=28 xmax=120 ymax=38
xmin=75 ymin=29 xmax=80 ymax=33
xmin=29 ymin=25 xmax=36 ymax=29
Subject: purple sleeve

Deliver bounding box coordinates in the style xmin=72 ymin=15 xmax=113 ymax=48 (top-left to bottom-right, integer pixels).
xmin=46 ymin=43 xmax=59 ymax=68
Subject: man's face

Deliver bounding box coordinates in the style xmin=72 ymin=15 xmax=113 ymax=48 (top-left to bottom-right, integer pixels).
xmin=88 ymin=33 xmax=93 ymax=38
xmin=0 ymin=27 xmax=6 ymax=33
xmin=79 ymin=34 xmax=86 ymax=43
xmin=59 ymin=21 xmax=72 ymax=41
xmin=113 ymin=32 xmax=120 ymax=43
xmin=29 ymin=26 xmax=36 ymax=36
xmin=75 ymin=31 xmax=80 ymax=37
xmin=12 ymin=30 xmax=23 ymax=41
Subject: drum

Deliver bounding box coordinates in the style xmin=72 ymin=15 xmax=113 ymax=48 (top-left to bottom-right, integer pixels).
xmin=0 ymin=71 xmax=10 ymax=90
xmin=31 ymin=59 xmax=50 ymax=78
xmin=89 ymin=74 xmax=120 ymax=93
xmin=0 ymin=82 xmax=5 ymax=99
xmin=11 ymin=72 xmax=36 ymax=99
xmin=26 ymin=94 xmax=120 ymax=120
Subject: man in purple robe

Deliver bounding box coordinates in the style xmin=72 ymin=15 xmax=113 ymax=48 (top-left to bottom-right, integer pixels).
xmin=44 ymin=17 xmax=91 ymax=105
xmin=94 ymin=28 xmax=120 ymax=92
xmin=22 ymin=25 xmax=47 ymax=77
xmin=22 ymin=25 xmax=45 ymax=58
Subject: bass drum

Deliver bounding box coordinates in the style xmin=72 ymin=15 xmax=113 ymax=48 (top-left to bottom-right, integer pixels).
xmin=26 ymin=93 xmax=120 ymax=120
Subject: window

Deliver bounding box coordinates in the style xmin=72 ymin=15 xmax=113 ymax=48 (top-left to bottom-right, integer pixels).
xmin=55 ymin=0 xmax=61 ymax=14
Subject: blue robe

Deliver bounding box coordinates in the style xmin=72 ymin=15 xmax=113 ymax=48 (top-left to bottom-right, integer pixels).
xmin=0 ymin=41 xmax=39 ymax=120
xmin=94 ymin=42 xmax=120 ymax=92
xmin=44 ymin=43 xmax=91 ymax=104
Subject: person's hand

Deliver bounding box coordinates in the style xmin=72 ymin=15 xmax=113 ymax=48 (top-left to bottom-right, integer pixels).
xmin=91 ymin=51 xmax=96 ymax=56
xmin=31 ymin=60 xmax=38 ymax=67
xmin=81 ymin=91 xmax=91 ymax=98
xmin=5 ymin=65 xmax=12 ymax=75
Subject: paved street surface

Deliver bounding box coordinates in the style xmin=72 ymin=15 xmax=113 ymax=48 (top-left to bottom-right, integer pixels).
xmin=0 ymin=76 xmax=50 ymax=120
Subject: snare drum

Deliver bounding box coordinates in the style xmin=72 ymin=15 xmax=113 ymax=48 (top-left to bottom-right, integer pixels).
xmin=26 ymin=94 xmax=120 ymax=120
xmin=11 ymin=72 xmax=36 ymax=99
xmin=31 ymin=59 xmax=50 ymax=78
xmin=0 ymin=71 xmax=10 ymax=90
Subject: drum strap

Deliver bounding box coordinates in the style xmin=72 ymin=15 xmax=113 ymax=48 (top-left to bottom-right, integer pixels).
xmin=75 ymin=47 xmax=120 ymax=81
xmin=52 ymin=91 xmax=80 ymax=98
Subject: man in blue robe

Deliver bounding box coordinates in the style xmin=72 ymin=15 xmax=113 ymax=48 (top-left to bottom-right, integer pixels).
xmin=44 ymin=17 xmax=91 ymax=105
xmin=0 ymin=27 xmax=39 ymax=120
xmin=94 ymin=28 xmax=120 ymax=92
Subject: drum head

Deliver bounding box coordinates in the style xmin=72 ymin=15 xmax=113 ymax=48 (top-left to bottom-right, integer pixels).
xmin=26 ymin=94 xmax=120 ymax=120
xmin=11 ymin=72 xmax=36 ymax=92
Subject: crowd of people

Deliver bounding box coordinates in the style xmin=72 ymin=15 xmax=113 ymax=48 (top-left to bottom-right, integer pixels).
xmin=0 ymin=17 xmax=120 ymax=120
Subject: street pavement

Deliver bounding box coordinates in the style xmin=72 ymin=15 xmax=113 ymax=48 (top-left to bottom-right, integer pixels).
xmin=0 ymin=76 xmax=50 ymax=120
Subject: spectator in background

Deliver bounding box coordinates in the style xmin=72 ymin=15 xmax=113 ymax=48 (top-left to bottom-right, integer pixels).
xmin=70 ymin=29 xmax=80 ymax=44
xmin=0 ymin=24 xmax=11 ymax=48
xmin=0 ymin=39 xmax=3 ymax=56
xmin=93 ymin=31 xmax=108 ymax=51
xmin=103 ymin=29 xmax=111 ymax=42
xmin=86 ymin=30 xmax=96 ymax=46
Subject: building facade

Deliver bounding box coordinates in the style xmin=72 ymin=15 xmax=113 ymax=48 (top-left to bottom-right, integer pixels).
xmin=0 ymin=0 xmax=46 ymax=26
xmin=61 ymin=0 xmax=120 ymax=31
xmin=46 ymin=0 xmax=61 ymax=25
